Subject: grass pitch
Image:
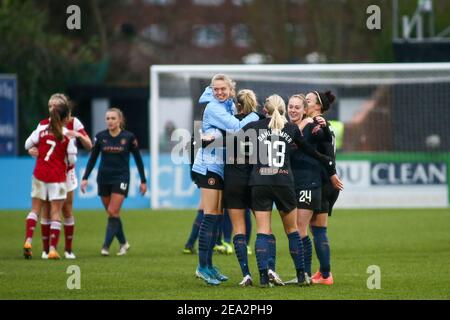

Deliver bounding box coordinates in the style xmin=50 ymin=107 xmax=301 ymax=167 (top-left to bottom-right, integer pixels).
xmin=0 ymin=208 xmax=449 ymax=300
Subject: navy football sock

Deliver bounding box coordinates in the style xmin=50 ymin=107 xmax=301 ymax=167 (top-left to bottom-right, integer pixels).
xmin=311 ymin=226 xmax=331 ymax=278
xmin=186 ymin=209 xmax=204 ymax=248
xmin=302 ymin=235 xmax=313 ymax=277
xmin=259 ymin=269 xmax=269 ymax=285
xmin=245 ymin=209 xmax=252 ymax=244
xmin=207 ymin=214 xmax=221 ymax=267
xmin=255 ymin=233 xmax=271 ymax=281
xmin=116 ymin=218 xmax=127 ymax=245
xmin=214 ymin=214 xmax=223 ymax=246
xmin=287 ymin=231 xmax=305 ymax=274
xmin=222 ymin=210 xmax=232 ymax=243
xmin=198 ymin=214 xmax=217 ymax=269
xmin=103 ymin=217 xmax=119 ymax=249
xmin=267 ymin=234 xmax=276 ymax=271
xmin=233 ymin=234 xmax=250 ymax=277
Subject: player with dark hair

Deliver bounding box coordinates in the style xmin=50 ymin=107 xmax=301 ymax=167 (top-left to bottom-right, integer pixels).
xmin=80 ymin=108 xmax=147 ymax=256
xmin=240 ymin=94 xmax=337 ymax=287
xmin=285 ymin=93 xmax=343 ymax=284
xmin=24 ymin=101 xmax=77 ymax=259
xmin=306 ymin=90 xmax=342 ymax=285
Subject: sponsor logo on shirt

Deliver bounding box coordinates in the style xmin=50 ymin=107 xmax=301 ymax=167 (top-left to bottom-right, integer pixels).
xmin=103 ymin=146 xmax=124 ymax=153
xmin=259 ymin=167 xmax=289 ymax=175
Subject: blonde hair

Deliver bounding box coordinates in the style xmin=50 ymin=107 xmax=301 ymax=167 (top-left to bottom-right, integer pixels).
xmin=210 ymin=73 xmax=236 ymax=97
xmin=48 ymin=93 xmax=72 ymax=113
xmin=107 ymin=107 xmax=126 ymax=129
xmin=47 ymin=93 xmax=71 ymax=141
xmin=289 ymin=94 xmax=308 ymax=120
xmin=236 ymin=89 xmax=257 ymax=115
xmin=289 ymin=94 xmax=307 ymax=109
xmin=264 ymin=94 xmax=287 ymax=133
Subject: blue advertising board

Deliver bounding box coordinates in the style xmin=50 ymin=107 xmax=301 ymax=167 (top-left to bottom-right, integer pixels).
xmin=0 ymin=75 xmax=18 ymax=156
xmin=0 ymin=156 xmax=448 ymax=210
xmin=0 ymin=154 xmax=200 ymax=210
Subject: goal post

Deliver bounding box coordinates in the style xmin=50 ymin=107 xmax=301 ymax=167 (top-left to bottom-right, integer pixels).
xmin=150 ymin=63 xmax=450 ymax=209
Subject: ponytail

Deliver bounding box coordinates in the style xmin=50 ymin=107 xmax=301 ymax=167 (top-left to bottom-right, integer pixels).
xmin=47 ymin=93 xmax=70 ymax=141
xmin=265 ymin=94 xmax=287 ymax=133
xmin=313 ymin=90 xmax=335 ymax=113
xmin=49 ymin=105 xmax=69 ymax=141
xmin=269 ymin=108 xmax=286 ymax=133
xmin=236 ymin=89 xmax=258 ymax=115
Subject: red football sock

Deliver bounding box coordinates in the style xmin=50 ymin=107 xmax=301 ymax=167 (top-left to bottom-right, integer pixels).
xmin=25 ymin=212 xmax=38 ymax=242
xmin=41 ymin=219 xmax=51 ymax=253
xmin=64 ymin=218 xmax=75 ymax=252
xmin=50 ymin=221 xmax=62 ymax=250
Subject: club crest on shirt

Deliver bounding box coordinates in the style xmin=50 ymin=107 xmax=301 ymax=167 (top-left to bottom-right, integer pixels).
xmin=208 ymin=178 xmax=216 ymax=186
xmin=120 ymin=138 xmax=127 ymax=145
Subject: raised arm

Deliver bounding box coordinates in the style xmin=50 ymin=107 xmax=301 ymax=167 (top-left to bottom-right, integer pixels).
xmin=306 ymin=123 xmax=332 ymax=144
xmin=293 ymin=126 xmax=336 ymax=177
xmin=312 ymin=116 xmax=332 ymax=142
xmin=205 ymin=103 xmax=259 ymax=133
xmin=317 ymin=132 xmax=343 ymax=191
xmin=67 ymin=138 xmax=78 ymax=166
xmin=25 ymin=129 xmax=40 ymax=150
xmin=73 ymin=118 xmax=93 ymax=150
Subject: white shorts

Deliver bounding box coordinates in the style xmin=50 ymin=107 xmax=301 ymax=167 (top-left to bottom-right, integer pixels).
xmin=31 ymin=176 xmax=67 ymax=201
xmin=66 ymin=168 xmax=78 ymax=192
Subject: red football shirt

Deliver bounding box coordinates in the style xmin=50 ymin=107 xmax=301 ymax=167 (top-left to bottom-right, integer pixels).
xmin=26 ymin=125 xmax=77 ymax=183
xmin=38 ymin=117 xmax=86 ymax=170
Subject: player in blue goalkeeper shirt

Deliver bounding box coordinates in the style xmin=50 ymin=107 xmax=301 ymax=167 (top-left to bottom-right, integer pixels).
xmin=192 ymin=74 xmax=259 ymax=286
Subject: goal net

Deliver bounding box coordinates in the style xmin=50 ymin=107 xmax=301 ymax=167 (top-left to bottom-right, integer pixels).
xmin=150 ymin=63 xmax=450 ymax=209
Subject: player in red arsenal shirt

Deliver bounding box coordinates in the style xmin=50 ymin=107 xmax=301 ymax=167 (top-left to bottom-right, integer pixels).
xmin=26 ymin=94 xmax=92 ymax=259
xmin=23 ymin=96 xmax=78 ymax=259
